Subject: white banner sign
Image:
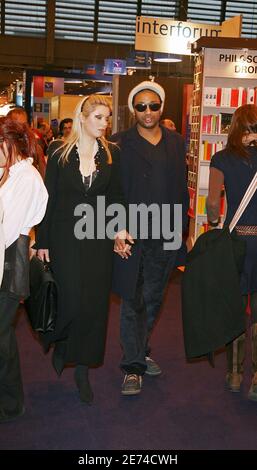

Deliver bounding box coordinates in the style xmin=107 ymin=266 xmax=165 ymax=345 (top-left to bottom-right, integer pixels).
xmin=204 ymin=48 xmax=257 ymax=79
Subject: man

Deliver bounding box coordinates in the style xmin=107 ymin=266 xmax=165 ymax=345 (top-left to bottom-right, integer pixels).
xmin=34 ymin=121 xmax=50 ymax=156
xmin=111 ymin=81 xmax=189 ymax=396
xmin=58 ymin=118 xmax=73 ymax=140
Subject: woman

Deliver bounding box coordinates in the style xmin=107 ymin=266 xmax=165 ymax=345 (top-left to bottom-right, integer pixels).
xmin=0 ymin=198 xmax=4 ymax=286
xmin=207 ymin=104 xmax=257 ymax=400
xmin=7 ymin=107 xmax=46 ymax=179
xmin=0 ymin=117 xmax=48 ymax=423
xmin=36 ymin=95 xmax=127 ymax=404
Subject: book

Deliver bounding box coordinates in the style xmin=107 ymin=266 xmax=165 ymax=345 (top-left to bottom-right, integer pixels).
xmin=203 ymin=87 xmax=217 ymax=106
xmin=238 ymin=87 xmax=247 ymax=106
xmin=199 ymin=165 xmax=210 ymax=189
xmin=219 ymin=113 xmax=233 ymax=134
xmin=220 ymin=88 xmax=231 ymax=107
xmin=230 ymin=88 xmax=239 ymax=107
xmin=247 ymin=87 xmax=255 ymax=104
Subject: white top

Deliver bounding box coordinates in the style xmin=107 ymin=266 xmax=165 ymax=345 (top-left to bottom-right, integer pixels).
xmin=0 ymin=158 xmax=48 ymax=248
xmin=0 ymin=198 xmax=4 ymax=284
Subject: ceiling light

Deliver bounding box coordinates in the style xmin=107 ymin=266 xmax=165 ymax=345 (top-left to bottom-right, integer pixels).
xmin=153 ymin=53 xmax=182 ymax=63
xmin=64 ymin=80 xmax=83 ymax=84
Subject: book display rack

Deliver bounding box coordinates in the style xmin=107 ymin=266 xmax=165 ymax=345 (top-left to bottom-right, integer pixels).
xmin=188 ymin=37 xmax=257 ymax=247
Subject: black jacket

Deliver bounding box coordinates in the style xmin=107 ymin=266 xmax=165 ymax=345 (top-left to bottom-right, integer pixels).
xmin=35 ymin=141 xmax=125 ymax=364
xmin=111 ymin=125 xmax=189 ymax=299
xmin=182 ymin=226 xmax=246 ymax=359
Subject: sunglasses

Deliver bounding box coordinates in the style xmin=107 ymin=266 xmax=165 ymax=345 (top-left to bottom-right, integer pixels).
xmin=134 ymin=102 xmax=162 ymax=112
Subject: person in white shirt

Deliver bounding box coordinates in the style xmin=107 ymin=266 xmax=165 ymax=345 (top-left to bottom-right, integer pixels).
xmin=0 ymin=117 xmax=48 ymax=423
xmin=0 ymin=198 xmax=4 ymax=285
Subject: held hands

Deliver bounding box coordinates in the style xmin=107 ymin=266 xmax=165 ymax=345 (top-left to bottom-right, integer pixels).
xmin=37 ymin=249 xmax=50 ymax=263
xmin=29 ymin=247 xmax=37 ymax=260
xmin=114 ymin=230 xmax=134 ymax=260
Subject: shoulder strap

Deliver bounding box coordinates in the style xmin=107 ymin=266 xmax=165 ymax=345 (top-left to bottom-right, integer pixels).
xmin=229 ymin=171 xmax=257 ymax=232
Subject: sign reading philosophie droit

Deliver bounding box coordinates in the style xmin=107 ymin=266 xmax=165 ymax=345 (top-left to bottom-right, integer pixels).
xmin=204 ymin=49 xmax=257 ymax=79
xmin=135 ymin=16 xmax=241 ymax=56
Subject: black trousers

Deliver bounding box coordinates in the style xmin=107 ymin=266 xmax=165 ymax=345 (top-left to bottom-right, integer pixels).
xmin=120 ymin=239 xmax=178 ymax=375
xmin=0 ymin=291 xmax=23 ymax=412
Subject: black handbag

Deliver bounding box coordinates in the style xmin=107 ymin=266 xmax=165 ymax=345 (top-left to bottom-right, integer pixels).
xmin=25 ymin=256 xmax=57 ymax=333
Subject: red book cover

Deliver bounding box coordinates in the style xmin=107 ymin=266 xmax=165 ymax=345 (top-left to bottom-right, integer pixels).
xmin=216 ymin=88 xmax=222 ymax=106
xmin=206 ymin=143 xmax=212 ymax=161
xmin=230 ymin=89 xmax=239 ymax=107
xmin=188 ymin=188 xmax=196 ymax=218
xmin=242 ymin=88 xmax=247 ymax=105
xmin=202 ymin=115 xmax=208 ymax=133
xmin=206 ymin=115 xmax=212 ymax=134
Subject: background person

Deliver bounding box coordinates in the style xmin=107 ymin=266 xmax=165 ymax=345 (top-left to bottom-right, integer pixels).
xmin=0 ymin=117 xmax=48 ymax=423
xmin=7 ymin=107 xmax=46 ymax=179
xmin=160 ymin=118 xmax=176 ymax=131
xmin=33 ymin=121 xmax=50 ymax=156
xmin=35 ymin=95 xmax=126 ymax=404
xmin=207 ymin=104 xmax=257 ymax=400
xmin=58 ymin=118 xmax=73 ymax=141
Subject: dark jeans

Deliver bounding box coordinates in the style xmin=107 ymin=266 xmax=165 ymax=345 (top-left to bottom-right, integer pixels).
xmin=0 ymin=291 xmax=23 ymax=412
xmin=120 ymin=239 xmax=178 ymax=375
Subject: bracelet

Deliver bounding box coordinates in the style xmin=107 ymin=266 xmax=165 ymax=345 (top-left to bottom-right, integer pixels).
xmin=208 ymin=219 xmax=219 ymax=227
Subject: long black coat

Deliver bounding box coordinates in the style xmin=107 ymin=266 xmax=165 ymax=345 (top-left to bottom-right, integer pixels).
xmin=110 ymin=125 xmax=189 ymax=299
xmin=182 ymin=227 xmax=246 ymax=359
xmin=36 ymin=141 xmax=124 ymax=366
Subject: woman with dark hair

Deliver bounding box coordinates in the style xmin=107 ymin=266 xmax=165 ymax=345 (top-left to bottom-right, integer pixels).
xmin=0 ymin=117 xmax=48 ymax=422
xmin=36 ymin=95 xmax=128 ymax=404
xmin=207 ymin=104 xmax=257 ymax=400
xmin=7 ymin=107 xmax=47 ymax=179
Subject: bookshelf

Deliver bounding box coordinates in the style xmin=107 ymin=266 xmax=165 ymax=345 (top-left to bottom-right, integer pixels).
xmin=188 ymin=37 xmax=257 ymax=247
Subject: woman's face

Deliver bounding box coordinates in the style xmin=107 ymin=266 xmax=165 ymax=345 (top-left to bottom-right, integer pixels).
xmin=0 ymin=142 xmax=7 ymax=167
xmin=82 ymin=105 xmax=110 ymax=138
xmin=242 ymin=132 xmax=257 ymax=146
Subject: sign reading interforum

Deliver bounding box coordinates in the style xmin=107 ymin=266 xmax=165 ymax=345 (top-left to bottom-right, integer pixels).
xmin=135 ymin=16 xmax=241 ymax=55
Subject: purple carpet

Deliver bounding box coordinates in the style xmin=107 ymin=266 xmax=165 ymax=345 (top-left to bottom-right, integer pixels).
xmin=1 ymin=271 xmax=257 ymax=450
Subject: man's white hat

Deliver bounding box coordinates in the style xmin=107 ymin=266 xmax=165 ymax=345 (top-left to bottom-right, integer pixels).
xmin=128 ymin=81 xmax=165 ymax=114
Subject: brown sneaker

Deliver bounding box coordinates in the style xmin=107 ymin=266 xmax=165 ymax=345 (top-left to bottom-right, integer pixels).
xmin=226 ymin=372 xmax=242 ymax=392
xmin=248 ymin=372 xmax=257 ymax=401
xmin=121 ymin=374 xmax=142 ymax=396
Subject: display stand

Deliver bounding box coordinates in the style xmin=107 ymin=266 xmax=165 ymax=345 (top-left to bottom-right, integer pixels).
xmin=188 ymin=37 xmax=257 ymax=248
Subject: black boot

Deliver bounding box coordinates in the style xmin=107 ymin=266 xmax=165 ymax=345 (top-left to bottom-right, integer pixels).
xmin=52 ymin=341 xmax=66 ymax=376
xmin=74 ymin=365 xmax=94 ymax=404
